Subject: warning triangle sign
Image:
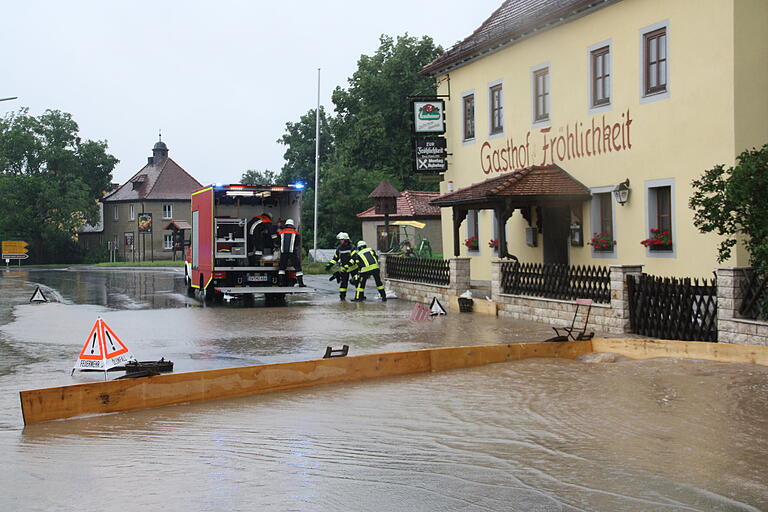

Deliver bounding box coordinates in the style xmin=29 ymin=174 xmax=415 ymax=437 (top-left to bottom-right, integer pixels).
xmin=429 ymin=297 xmax=447 ymax=316
xmin=73 ymin=318 xmax=136 ymax=372
xmin=30 ymin=286 xmax=48 ymax=303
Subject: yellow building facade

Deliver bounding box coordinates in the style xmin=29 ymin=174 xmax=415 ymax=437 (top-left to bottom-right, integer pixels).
xmin=424 ymin=0 xmax=768 ymax=281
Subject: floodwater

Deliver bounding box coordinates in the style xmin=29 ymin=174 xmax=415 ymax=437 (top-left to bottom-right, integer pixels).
xmin=1 ymin=268 xmax=768 ymax=511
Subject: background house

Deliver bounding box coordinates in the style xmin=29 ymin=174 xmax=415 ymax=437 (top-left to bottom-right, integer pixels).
xmin=357 ymin=190 xmax=443 ymax=256
xmin=79 ymin=140 xmax=202 ymax=261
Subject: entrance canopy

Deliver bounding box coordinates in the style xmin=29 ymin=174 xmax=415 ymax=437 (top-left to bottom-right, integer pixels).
xmin=430 ymin=164 xmax=591 ymax=257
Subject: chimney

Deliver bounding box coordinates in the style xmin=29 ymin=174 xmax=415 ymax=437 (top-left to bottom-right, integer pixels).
xmin=148 ymin=157 xmax=153 ymax=165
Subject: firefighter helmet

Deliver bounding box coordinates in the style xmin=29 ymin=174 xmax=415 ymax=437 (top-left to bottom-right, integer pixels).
xmin=284 ymin=219 xmax=295 ymax=227
xmin=357 ymin=240 xmax=367 ymax=248
xmin=336 ymin=232 xmax=350 ymax=240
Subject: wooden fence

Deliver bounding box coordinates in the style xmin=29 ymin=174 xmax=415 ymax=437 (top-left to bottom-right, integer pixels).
xmin=627 ymin=274 xmax=718 ymax=342
xmin=385 ymin=256 xmax=450 ymax=285
xmin=500 ymin=261 xmax=611 ymax=304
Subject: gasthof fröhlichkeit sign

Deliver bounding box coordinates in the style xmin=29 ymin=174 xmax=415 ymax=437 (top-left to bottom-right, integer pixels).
xmin=2 ymin=240 xmax=29 ymax=259
xmin=413 ymin=137 xmax=447 ymax=173
xmin=412 ymin=99 xmax=445 ymax=134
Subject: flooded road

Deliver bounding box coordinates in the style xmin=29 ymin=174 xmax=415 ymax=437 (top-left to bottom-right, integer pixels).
xmin=1 ymin=268 xmax=768 ymax=511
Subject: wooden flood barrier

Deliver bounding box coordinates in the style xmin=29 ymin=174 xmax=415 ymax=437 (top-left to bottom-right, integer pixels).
xmin=19 ymin=338 xmax=768 ymax=425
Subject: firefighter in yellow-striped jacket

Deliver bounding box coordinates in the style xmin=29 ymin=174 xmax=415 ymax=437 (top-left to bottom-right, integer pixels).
xmin=349 ymin=240 xmax=386 ymax=302
xmin=325 ymin=232 xmax=358 ymax=301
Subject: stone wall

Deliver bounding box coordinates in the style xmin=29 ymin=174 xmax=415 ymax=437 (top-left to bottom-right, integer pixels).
xmin=717 ymin=267 xmax=768 ymax=346
xmin=490 ymin=262 xmax=642 ymax=335
xmin=381 ymin=255 xmax=470 ymax=304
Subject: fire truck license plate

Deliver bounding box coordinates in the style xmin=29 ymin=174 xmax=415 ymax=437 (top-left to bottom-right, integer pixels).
xmin=248 ymin=275 xmax=268 ymax=282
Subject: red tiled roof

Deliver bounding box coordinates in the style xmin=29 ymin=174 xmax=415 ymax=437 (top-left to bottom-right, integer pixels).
xmin=104 ymin=157 xmax=202 ymax=202
xmin=422 ymin=0 xmax=617 ymax=75
xmin=430 ymin=164 xmax=590 ymax=207
xmin=357 ymin=190 xmax=441 ymax=219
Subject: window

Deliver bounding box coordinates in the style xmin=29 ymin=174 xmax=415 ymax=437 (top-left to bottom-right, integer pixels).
xmin=129 ymin=204 xmax=135 ymax=220
xmin=533 ymin=67 xmax=550 ymax=122
xmin=113 ymin=205 xmax=118 ymax=221
xmin=590 ymin=188 xmax=615 ymax=256
xmin=463 ymin=94 xmax=475 ymax=140
xmin=467 ymin=210 xmax=479 ymax=253
xmin=163 ymin=234 xmax=173 ymax=250
xmin=162 ymin=204 xmax=172 ymax=219
xmin=489 ymin=85 xmax=503 ymax=135
xmin=644 ymin=28 xmax=667 ymax=95
xmin=645 ymin=180 xmax=674 ymax=254
xmin=591 ymin=46 xmax=610 ymax=107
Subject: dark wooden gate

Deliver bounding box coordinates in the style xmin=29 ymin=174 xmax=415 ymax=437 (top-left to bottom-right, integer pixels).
xmin=542 ymin=206 xmax=570 ymax=265
xmin=627 ymin=274 xmax=718 ymax=341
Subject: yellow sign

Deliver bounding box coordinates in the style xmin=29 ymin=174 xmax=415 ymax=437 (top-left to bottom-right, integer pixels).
xmin=2 ymin=241 xmax=28 ymax=254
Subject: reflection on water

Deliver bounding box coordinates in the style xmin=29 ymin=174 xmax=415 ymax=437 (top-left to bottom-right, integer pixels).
xmin=1 ymin=268 xmax=768 ymax=511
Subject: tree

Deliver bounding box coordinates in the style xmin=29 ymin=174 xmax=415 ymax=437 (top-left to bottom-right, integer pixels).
xmin=240 ymin=169 xmax=285 ymax=186
xmin=690 ymin=144 xmax=768 ymax=273
xmin=277 ymin=106 xmax=334 ymax=188
xmin=0 ymin=109 xmax=118 ymax=263
xmin=332 ymin=34 xmax=443 ymax=189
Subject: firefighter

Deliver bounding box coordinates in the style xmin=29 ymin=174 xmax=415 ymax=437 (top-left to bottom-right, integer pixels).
xmin=277 ymin=219 xmax=306 ymax=287
xmin=247 ymin=213 xmax=278 ymax=264
xmin=325 ymin=232 xmax=358 ymax=301
xmin=350 ymin=240 xmax=386 ymax=302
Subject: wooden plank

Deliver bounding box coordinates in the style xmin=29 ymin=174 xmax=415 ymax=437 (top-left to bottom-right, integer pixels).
xmin=592 ymin=338 xmax=768 ymax=366
xmin=21 ymin=339 xmax=768 ymax=425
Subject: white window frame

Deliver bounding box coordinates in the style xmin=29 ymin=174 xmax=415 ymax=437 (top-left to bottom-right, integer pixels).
xmin=129 ymin=204 xmax=135 ymax=220
xmin=163 ymin=234 xmax=173 ymax=250
xmin=162 ymin=203 xmax=173 ymax=219
xmin=462 ymin=90 xmax=476 ymax=145
xmin=113 ymin=205 xmax=119 ymax=221
xmin=467 ymin=210 xmax=480 ymax=254
xmin=588 ymin=40 xmax=612 ymax=115
xmin=487 ymin=79 xmax=504 ymax=139
xmin=589 ymin=186 xmax=617 ymax=259
xmin=644 ymin=178 xmax=676 ymax=258
xmin=531 ymin=63 xmax=551 ymax=128
xmin=639 ymin=20 xmax=670 ymax=104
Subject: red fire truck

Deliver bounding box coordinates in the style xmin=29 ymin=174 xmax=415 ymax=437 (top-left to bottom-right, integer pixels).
xmin=185 ymin=183 xmax=311 ymax=305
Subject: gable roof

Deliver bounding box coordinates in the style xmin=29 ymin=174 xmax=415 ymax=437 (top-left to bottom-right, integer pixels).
xmin=357 ymin=190 xmax=441 ymax=219
xmin=104 ymin=157 xmax=202 ymax=202
xmin=430 ymin=164 xmax=591 ymax=207
xmin=422 ymin=0 xmax=618 ymax=76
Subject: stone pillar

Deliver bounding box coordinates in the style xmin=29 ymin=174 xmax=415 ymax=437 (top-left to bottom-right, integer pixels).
xmin=609 ymin=264 xmax=643 ymax=334
xmin=379 ymin=254 xmax=388 ymax=279
xmin=716 ymin=266 xmax=750 ymax=344
xmin=490 ymin=260 xmax=503 ymax=301
xmin=449 ymin=258 xmax=471 ymax=296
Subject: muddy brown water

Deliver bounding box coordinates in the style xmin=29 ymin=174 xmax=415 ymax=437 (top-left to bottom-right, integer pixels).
xmin=1 ymin=268 xmax=767 ymax=511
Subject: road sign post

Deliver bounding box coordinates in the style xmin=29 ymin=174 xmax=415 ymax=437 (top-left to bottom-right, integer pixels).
xmin=2 ymin=241 xmax=29 ymax=264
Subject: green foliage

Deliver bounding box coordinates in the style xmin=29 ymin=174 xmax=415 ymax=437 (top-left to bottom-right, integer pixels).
xmin=0 ymin=109 xmax=118 ymax=263
xmin=277 ymin=106 xmax=334 ymax=188
xmin=690 ymin=144 xmax=768 ymax=273
xmin=331 ymin=34 xmax=443 ymax=190
xmin=240 ymin=169 xmax=285 ymax=186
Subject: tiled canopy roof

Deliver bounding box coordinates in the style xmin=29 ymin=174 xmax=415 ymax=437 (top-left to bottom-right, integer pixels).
xmin=430 ymin=165 xmax=591 ymax=207
xmin=422 ymin=0 xmax=617 ymax=75
xmin=104 ymin=157 xmax=202 ymax=202
xmin=357 ymin=190 xmax=441 ymax=219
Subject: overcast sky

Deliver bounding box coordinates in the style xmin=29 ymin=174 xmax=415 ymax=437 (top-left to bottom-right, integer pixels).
xmin=2 ymin=1 xmax=503 ymax=186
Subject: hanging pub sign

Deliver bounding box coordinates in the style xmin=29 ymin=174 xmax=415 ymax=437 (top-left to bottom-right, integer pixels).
xmin=137 ymin=213 xmax=152 ymax=234
xmin=413 ymin=137 xmax=447 ymax=173
xmin=412 ymin=99 xmax=445 ymax=134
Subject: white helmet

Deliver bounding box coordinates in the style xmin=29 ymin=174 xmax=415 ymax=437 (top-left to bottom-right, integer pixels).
xmin=336 ymin=232 xmax=350 ymax=240
xmin=284 ymin=219 xmax=295 ymax=227
xmin=357 ymin=240 xmax=367 ymax=248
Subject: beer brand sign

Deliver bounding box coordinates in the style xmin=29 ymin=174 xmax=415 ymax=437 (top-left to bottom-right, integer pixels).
xmin=480 ymin=109 xmax=633 ymax=174
xmin=412 ymin=99 xmax=445 ymax=134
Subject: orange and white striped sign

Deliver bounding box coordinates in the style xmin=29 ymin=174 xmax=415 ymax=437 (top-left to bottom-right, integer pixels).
xmin=73 ymin=318 xmax=135 ymax=372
